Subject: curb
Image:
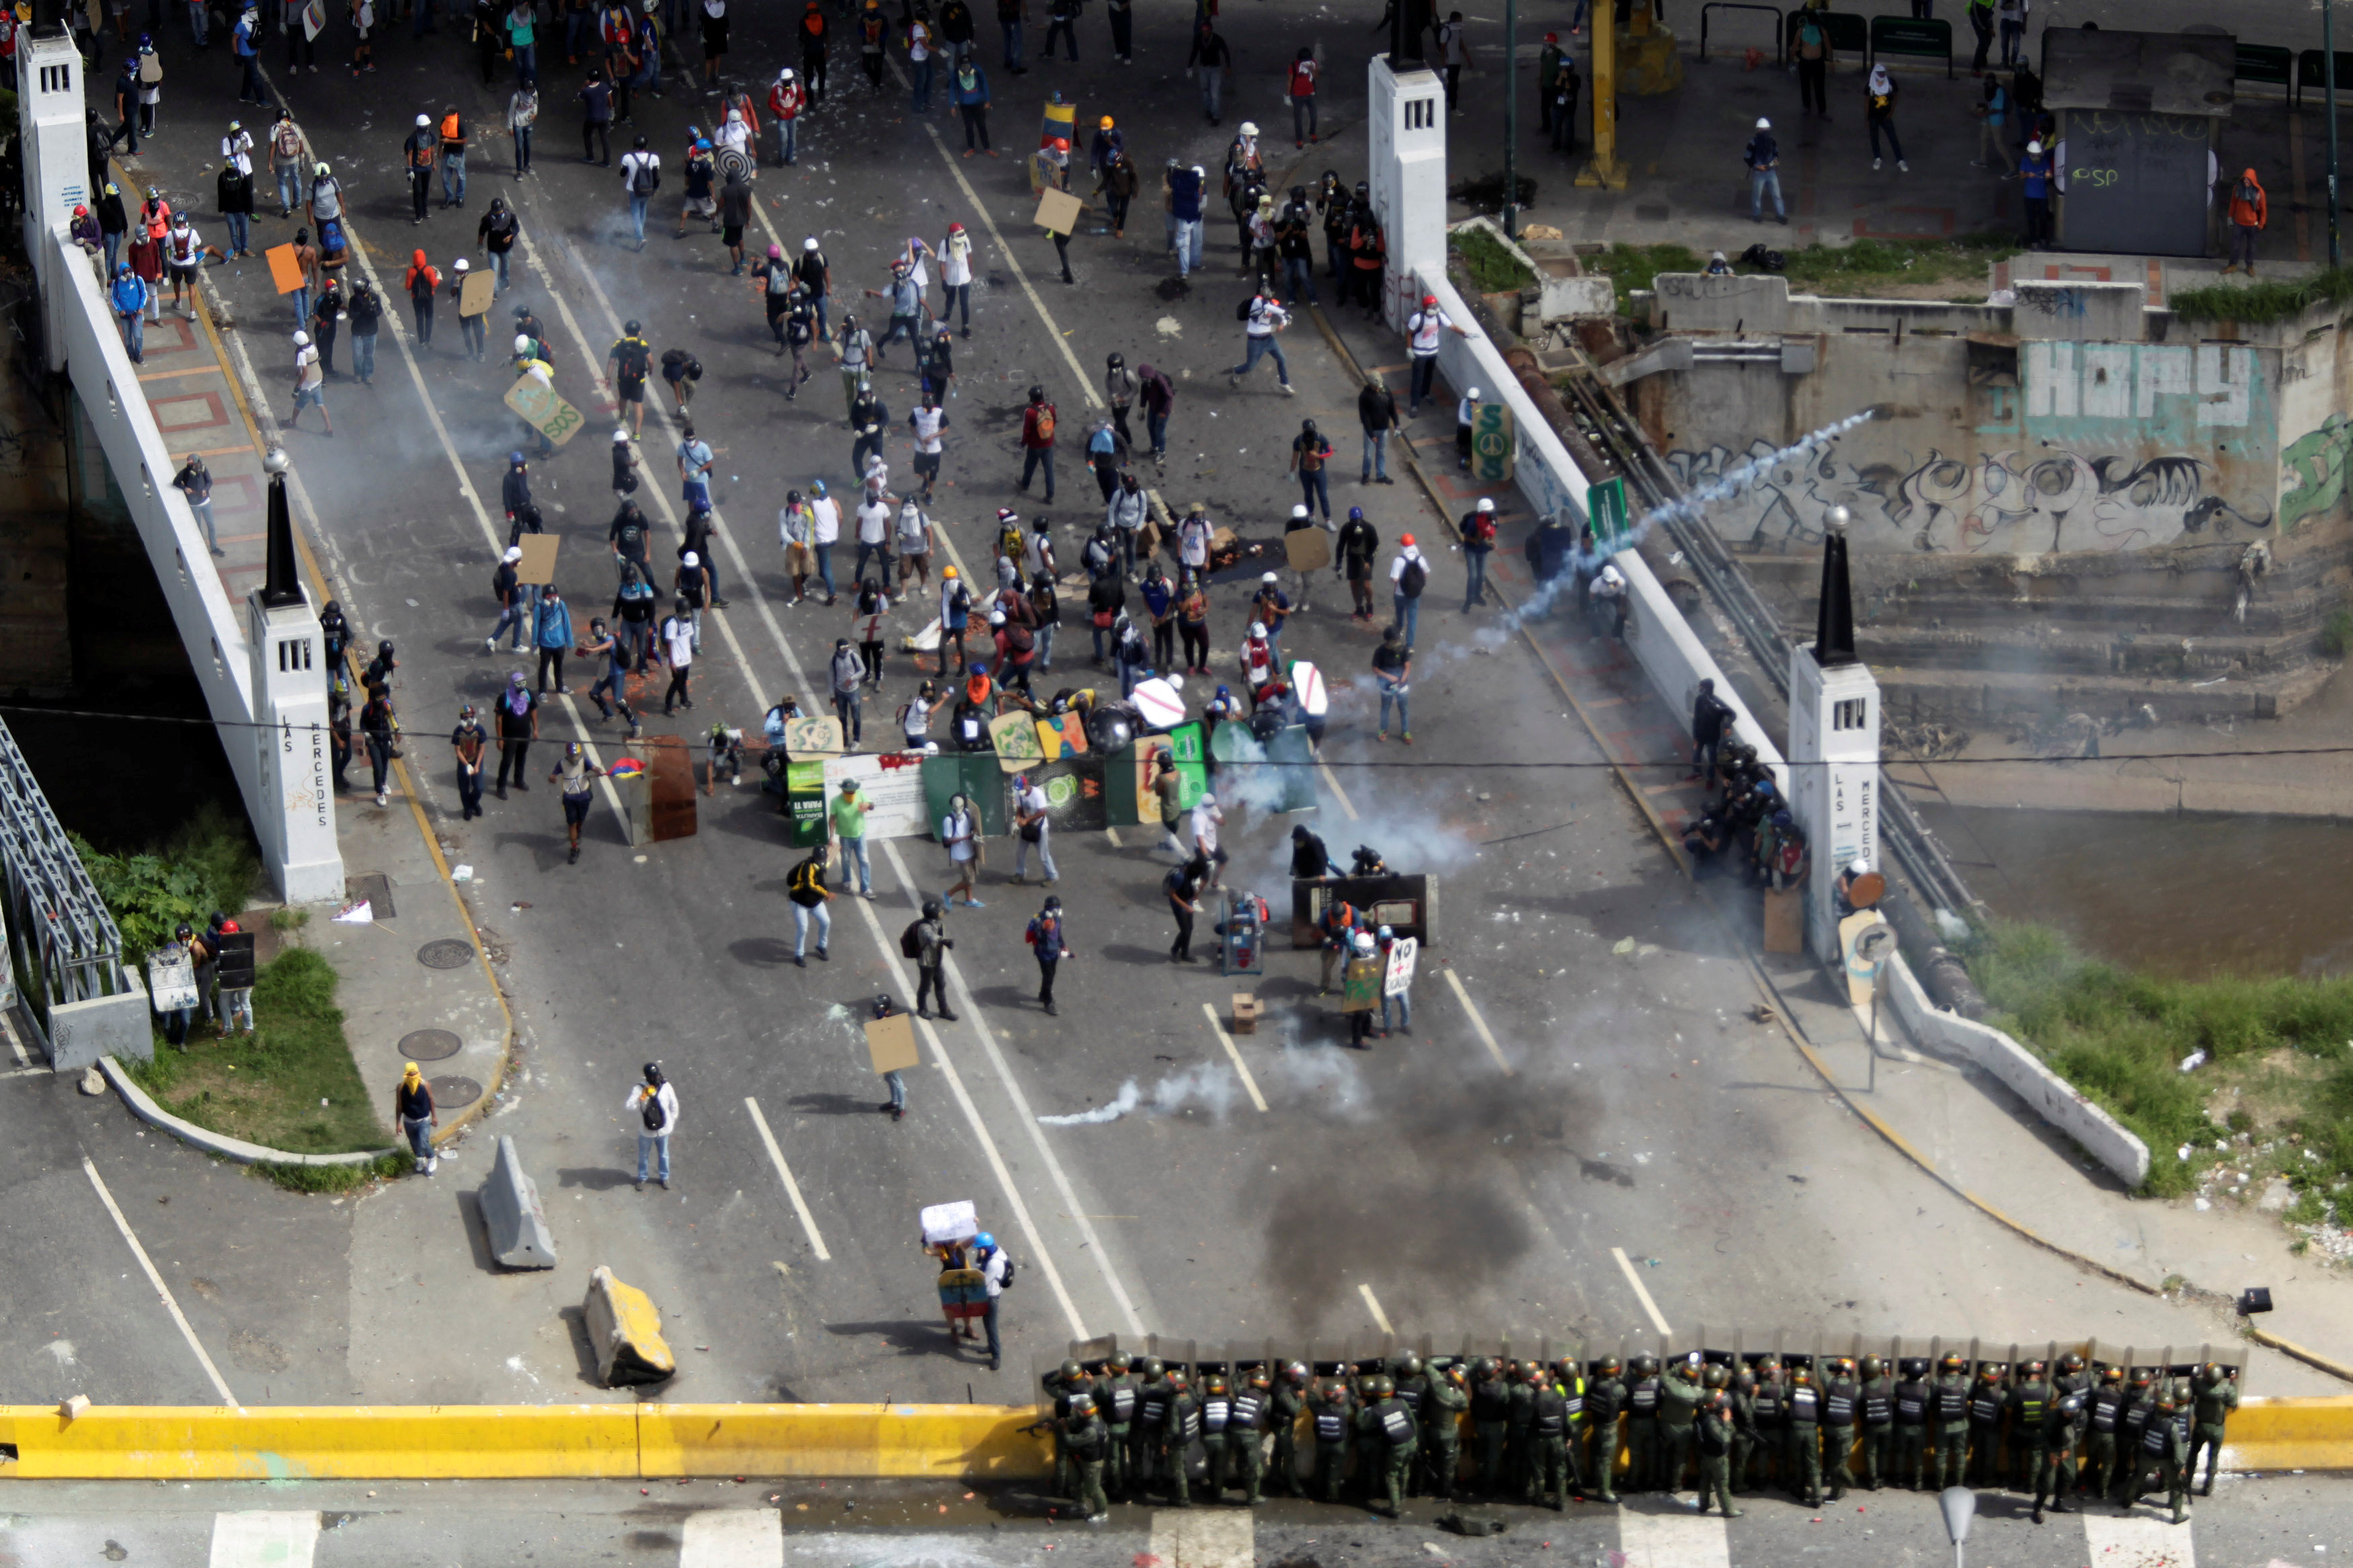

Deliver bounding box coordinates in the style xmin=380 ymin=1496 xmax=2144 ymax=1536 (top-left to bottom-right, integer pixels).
xmin=97 ymin=1055 xmax=393 ymax=1168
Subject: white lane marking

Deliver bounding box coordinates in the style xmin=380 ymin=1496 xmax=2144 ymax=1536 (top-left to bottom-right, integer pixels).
xmin=1442 ymin=968 xmax=1515 ymax=1075
xmin=1147 ymin=1508 xmax=1254 ymax=1568
xmin=885 ymin=62 xmax=1105 ymax=409
xmin=1616 ymin=1505 xmax=1730 ymax=1568
xmin=207 ymin=1512 xmax=319 ymax=1568
xmin=881 ymin=837 xmax=1150 ymax=1338
xmin=678 ymin=1508 xmax=784 ymax=1567
xmin=1318 ymin=756 xmax=1360 ymax=819
xmin=84 ymin=1157 xmax=235 ymax=1405
xmin=742 ymin=1096 xmax=832 ymax=1262
xmin=257 ymin=86 xmax=627 ymax=833
xmin=2082 ymin=1513 xmax=2198 ymax=1568
xmin=1199 ymin=1002 xmax=1267 ymax=1113
xmin=1611 ymin=1245 xmax=1673 ymax=1337
xmin=1358 ymin=1283 xmax=1394 ymax=1335
xmin=834 ymin=876 xmax=1089 ymax=1341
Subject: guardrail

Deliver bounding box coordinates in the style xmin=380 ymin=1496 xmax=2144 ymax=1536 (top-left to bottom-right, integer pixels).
xmin=1786 ymin=8 xmax=1868 ymax=56
xmin=1699 ymin=1 xmax=1784 ymax=62
xmin=2236 ymin=42 xmax=2294 ymax=95
xmin=2295 ymin=48 xmax=2353 ymax=111
xmin=1869 ymin=14 xmax=1952 ymax=77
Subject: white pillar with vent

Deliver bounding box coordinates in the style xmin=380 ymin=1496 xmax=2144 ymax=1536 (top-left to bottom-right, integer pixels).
xmin=20 ymin=33 xmax=89 ymax=373
xmin=1367 ymin=56 xmax=1447 ymax=331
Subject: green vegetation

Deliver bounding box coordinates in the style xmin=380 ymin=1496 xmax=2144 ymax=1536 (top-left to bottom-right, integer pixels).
xmin=2170 ymin=267 xmax=2353 ymax=326
xmin=1448 ymin=226 xmax=1536 ymax=295
xmin=257 ymin=1150 xmax=412 ymax=1195
xmin=125 ymin=949 xmax=391 ymax=1161
xmin=1592 ymin=235 xmax=2019 ymax=313
xmin=2323 ymin=607 xmax=2353 ymax=659
xmin=71 ymin=805 xmax=258 ymax=969
xmin=1965 ymin=921 xmax=2353 ymax=1210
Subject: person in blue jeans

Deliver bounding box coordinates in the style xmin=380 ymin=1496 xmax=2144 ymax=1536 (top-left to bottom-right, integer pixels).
xmin=997 ymin=0 xmax=1023 ymax=72
xmin=1378 ymin=925 xmax=1412 ymax=1035
xmin=974 ymin=1231 xmax=1010 ymax=1370
xmin=1389 ymin=537 xmax=1427 ymax=650
xmin=110 ymin=263 xmax=152 ymax=363
xmin=787 ymin=846 xmax=832 ymax=964
xmin=1745 ymin=117 xmax=1786 ymax=223
xmin=1373 ymin=626 xmax=1411 ymax=742
xmin=1459 ymin=497 xmax=1496 ymax=611
xmin=625 ymin=1064 xmax=677 ymax=1189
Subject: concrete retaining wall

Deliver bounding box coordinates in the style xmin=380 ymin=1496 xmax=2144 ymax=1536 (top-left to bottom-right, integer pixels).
xmin=1885 ymin=946 xmax=2152 ymax=1188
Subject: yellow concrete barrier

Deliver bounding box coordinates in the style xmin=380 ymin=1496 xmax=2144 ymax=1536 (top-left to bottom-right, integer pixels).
xmin=0 ymin=1405 xmax=640 ymax=1480
xmin=2221 ymin=1396 xmax=2353 ymax=1473
xmin=641 ymin=1404 xmax=1050 ymax=1479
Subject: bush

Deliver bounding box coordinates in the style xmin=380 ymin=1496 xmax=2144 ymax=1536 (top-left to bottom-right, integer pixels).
xmin=72 ymin=805 xmax=259 ymax=969
xmin=1449 ymin=226 xmax=1536 ymax=295
xmin=2170 ymin=267 xmax=2353 ymax=326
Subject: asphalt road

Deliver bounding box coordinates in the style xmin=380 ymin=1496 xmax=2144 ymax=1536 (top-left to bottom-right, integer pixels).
xmin=7 ymin=1471 xmax=2353 ymax=1567
xmin=0 ymin=0 xmax=2325 ymax=1419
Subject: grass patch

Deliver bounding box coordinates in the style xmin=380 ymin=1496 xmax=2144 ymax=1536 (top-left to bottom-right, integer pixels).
xmin=257 ymin=1151 xmax=411 ymax=1194
xmin=124 ymin=948 xmax=389 ymax=1158
xmin=1965 ymin=920 xmax=2353 ymax=1202
xmin=1449 ymin=226 xmax=1537 ymax=295
xmin=2170 ymin=267 xmax=2353 ymax=326
xmin=1591 ymin=235 xmax=2018 ymax=314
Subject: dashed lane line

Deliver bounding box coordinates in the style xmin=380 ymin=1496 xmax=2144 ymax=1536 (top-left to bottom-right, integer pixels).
xmin=743 ymin=1096 xmax=833 ymax=1262
xmin=83 ymin=1155 xmax=237 ymax=1407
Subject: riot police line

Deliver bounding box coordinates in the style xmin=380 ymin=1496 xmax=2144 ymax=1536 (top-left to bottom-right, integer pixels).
xmin=1025 ymin=1338 xmax=2247 ymax=1524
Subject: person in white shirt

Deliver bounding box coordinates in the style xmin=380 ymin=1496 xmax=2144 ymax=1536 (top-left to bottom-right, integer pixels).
xmin=1191 ymin=792 xmax=1226 ymax=889
xmin=1011 ymin=772 xmax=1055 ymax=883
xmin=288 ymin=328 xmax=333 ymax=435
xmin=1389 ymin=532 xmax=1428 ymax=647
xmin=624 ymin=1063 xmax=680 ymax=1189
xmin=938 ymin=221 xmax=974 ymax=335
xmin=895 ymin=497 xmax=935 ymax=590
xmin=1176 ymin=504 xmax=1212 ymax=583
xmin=1588 ymin=561 xmax=1628 ymax=639
xmin=854 ymin=491 xmax=894 ymax=586
xmin=942 ymin=790 xmax=984 ymax=907
xmin=908 ymin=388 xmax=949 ymax=502
xmin=779 ymin=491 xmax=817 ymax=603
xmin=1227 ymin=293 xmax=1293 ymax=393
xmin=972 ymin=1229 xmax=1010 ymax=1370
xmin=809 ymin=479 xmax=843 ymax=604
xmin=660 ymin=597 xmax=696 ymax=712
xmin=1403 ymin=292 xmax=1470 ymax=413
xmin=221 ymin=122 xmax=255 ymax=176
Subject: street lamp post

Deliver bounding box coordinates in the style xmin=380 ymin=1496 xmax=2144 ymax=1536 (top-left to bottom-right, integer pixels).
xmin=2328 ymin=0 xmax=2343 ymax=268
xmin=1503 ymin=0 xmax=1519 ymax=238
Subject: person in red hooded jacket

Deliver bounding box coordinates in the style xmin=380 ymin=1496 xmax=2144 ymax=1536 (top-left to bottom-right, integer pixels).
xmin=2225 ymin=168 xmax=2268 ymax=277
xmin=404 ymin=249 xmax=442 ymax=346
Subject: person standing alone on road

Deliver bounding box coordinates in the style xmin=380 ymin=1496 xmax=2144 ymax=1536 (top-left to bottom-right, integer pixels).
xmin=2224 ymin=168 xmax=2267 ymax=276
xmin=550 ymin=739 xmax=604 ymax=863
xmin=1458 ymin=495 xmax=1497 ymax=612
xmin=1866 ymin=63 xmax=1907 ymax=171
xmin=625 ymin=1062 xmax=678 ymax=1190
xmin=1745 ymin=118 xmax=1786 ymax=223
xmin=1025 ymin=894 xmax=1070 ymax=1014
xmin=787 ymin=844 xmax=832 ymax=965
xmin=913 ymin=895 xmax=955 ymax=1019
xmin=404 ymin=114 xmax=438 ymax=222
xmin=397 ymin=1062 xmax=439 ymax=1173
xmin=1012 ymin=771 xmax=1055 ymax=884
xmin=1019 ymin=384 xmax=1058 ymax=501
xmin=493 ymin=669 xmax=538 ymax=797
xmin=451 ymin=702 xmax=488 ymax=821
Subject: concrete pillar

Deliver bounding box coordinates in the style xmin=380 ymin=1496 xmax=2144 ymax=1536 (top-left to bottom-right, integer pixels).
xmin=246 ymin=452 xmax=343 ymax=905
xmin=1367 ymin=55 xmax=1448 ymax=331
xmin=1786 ymin=513 xmax=1881 ymax=960
xmin=19 ymin=32 xmax=89 ymax=374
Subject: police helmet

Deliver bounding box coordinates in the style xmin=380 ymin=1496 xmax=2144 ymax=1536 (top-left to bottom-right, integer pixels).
xmin=1140 ymin=1357 xmax=1165 ymax=1380
xmin=1860 ymin=1355 xmax=1884 ymax=1380
xmin=1394 ymin=1352 xmax=1422 ymax=1378
xmin=1107 ymin=1350 xmax=1131 ymax=1374
xmin=1059 ymin=1358 xmax=1084 ymax=1383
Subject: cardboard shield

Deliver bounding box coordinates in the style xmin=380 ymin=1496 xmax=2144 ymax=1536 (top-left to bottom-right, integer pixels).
xmin=514 ymin=534 xmax=559 ymax=586
xmin=1284 ymin=526 xmax=1332 ymax=573
xmin=866 ymin=1012 xmax=920 ymax=1075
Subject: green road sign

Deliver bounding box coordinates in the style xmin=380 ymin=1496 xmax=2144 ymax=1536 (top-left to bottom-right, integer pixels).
xmin=1470 ymin=402 xmax=1515 ymax=484
xmin=1589 ymin=475 xmax=1631 ymax=548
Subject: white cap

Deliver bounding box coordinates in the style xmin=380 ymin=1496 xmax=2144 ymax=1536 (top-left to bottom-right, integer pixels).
xmin=1165 ymin=671 xmax=1185 ymax=692
xmin=1755 ymin=116 xmax=1771 ymax=130
xmin=2027 ymin=139 xmax=2044 ymax=155
xmin=1249 ymin=621 xmax=1267 ymax=638
xmin=452 ymin=257 xmax=469 ymax=270
xmin=1199 ymin=793 xmax=1216 ymax=807
xmin=778 ymin=66 xmax=795 ymax=80
xmin=1263 ymin=570 xmax=1279 ymax=583
xmin=1848 ymin=858 xmax=1870 ymax=876
xmin=1601 ymin=564 xmax=1624 ymax=585
xmin=1477 ymin=497 xmax=1495 ymax=511
xmin=503 ymin=545 xmax=524 ymax=563
xmin=614 ymin=428 xmax=631 ymax=443
xmin=803 ymin=236 xmax=820 ymax=251
xmin=292 ymin=329 xmax=309 ymax=345
xmin=1238 ymin=121 xmax=1259 ymax=136
xmin=1291 ymin=504 xmax=1309 ymax=519
xmin=417 ymin=113 xmax=431 ymax=127
xmin=682 ymin=550 xmax=699 ymax=567
xmin=1466 ymin=386 xmax=1482 ymax=401
xmin=514 ymin=333 xmax=533 ymax=354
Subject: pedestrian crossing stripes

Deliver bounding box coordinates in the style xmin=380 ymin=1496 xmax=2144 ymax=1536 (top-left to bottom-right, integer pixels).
xmin=2083 ymin=1512 xmax=2197 ymax=1568
xmin=206 ymin=1511 xmax=319 ymax=1568
xmin=679 ymin=1508 xmax=785 ymax=1567
xmin=1616 ymin=1504 xmax=1731 ymax=1568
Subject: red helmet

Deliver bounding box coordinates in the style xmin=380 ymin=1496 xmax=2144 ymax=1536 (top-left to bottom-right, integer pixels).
xmin=73 ymin=204 xmax=88 ymax=218
xmin=1421 ymin=293 xmax=1437 ymax=307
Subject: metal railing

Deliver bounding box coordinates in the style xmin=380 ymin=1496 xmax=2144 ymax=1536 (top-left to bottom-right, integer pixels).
xmin=0 ymin=715 xmax=130 ymax=1048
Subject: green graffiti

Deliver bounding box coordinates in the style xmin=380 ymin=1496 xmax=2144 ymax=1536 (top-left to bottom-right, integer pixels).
xmin=2280 ymin=415 xmax=2353 ymax=531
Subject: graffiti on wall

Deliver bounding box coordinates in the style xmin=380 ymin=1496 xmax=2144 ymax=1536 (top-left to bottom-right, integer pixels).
xmin=2281 ymin=414 xmax=2353 ymax=532
xmin=1663 ymin=440 xmax=2274 ymax=554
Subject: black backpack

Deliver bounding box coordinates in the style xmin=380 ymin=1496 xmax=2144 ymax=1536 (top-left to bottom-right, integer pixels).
xmin=900 ymin=919 xmax=925 ymax=958
xmin=629 ymin=154 xmax=661 ymax=196
xmin=616 ymin=337 xmax=650 ymax=379
xmin=1398 ymin=556 xmax=1427 ymax=598
xmin=1234 ymin=295 xmax=1254 ymax=322
xmin=639 ymin=1088 xmax=668 ymax=1132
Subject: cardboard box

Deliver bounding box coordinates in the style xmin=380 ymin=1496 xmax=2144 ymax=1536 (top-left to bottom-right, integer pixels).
xmin=1762 ymin=886 xmax=1804 ymax=954
xmin=1231 ymin=993 xmax=1258 ymax=1035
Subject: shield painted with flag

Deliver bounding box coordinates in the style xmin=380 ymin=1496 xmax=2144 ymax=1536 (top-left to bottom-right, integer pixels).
xmin=301 ymin=0 xmax=325 ymax=39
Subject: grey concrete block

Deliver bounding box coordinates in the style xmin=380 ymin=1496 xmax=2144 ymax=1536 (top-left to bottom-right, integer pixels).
xmin=477 ymin=1134 xmax=558 ymax=1270
xmin=2011 ymin=280 xmax=2147 ymax=342
xmin=1653 ymin=272 xmax=1790 ymax=333
xmin=50 ymin=985 xmax=153 ymax=1070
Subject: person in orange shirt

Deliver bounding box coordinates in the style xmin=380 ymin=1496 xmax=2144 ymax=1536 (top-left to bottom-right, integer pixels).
xmin=2224 ymin=168 xmax=2268 ymax=277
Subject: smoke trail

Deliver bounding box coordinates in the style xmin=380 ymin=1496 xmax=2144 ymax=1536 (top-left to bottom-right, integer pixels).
xmin=1037 ymin=1062 xmax=1241 ymax=1124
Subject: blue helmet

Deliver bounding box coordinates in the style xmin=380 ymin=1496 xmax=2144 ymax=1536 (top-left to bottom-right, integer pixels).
xmin=1348 ymin=505 xmax=1364 ymax=521
xmin=974 ymin=1231 xmax=996 ymax=1251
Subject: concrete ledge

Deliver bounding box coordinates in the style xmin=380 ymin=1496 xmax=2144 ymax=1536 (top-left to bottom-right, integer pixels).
xmin=97 ymin=1055 xmax=394 ymax=1169
xmin=1883 ymin=954 xmax=2153 ymax=1188
xmin=641 ymin=1405 xmax=1051 ymax=1479
xmin=2223 ymin=1397 xmax=2353 ymax=1473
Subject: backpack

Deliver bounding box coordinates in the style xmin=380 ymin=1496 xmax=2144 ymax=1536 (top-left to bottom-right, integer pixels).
xmin=1399 ymin=556 xmax=1427 ymax=597
xmin=1468 ymin=512 xmax=1497 ymax=545
xmin=616 ymin=337 xmax=650 ymax=378
xmin=900 ymin=919 xmax=925 ymax=958
xmin=1033 ymin=405 xmax=1055 ymax=443
xmin=629 ymin=154 xmax=661 ymax=195
xmin=1235 ymin=294 xmax=1254 ymax=322
xmin=949 ymin=582 xmax=972 ymax=616
xmin=272 ymin=121 xmax=303 ymax=159
xmin=639 ymin=1088 xmax=668 ymax=1132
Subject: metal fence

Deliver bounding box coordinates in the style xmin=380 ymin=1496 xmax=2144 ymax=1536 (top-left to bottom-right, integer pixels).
xmin=0 ymin=714 xmax=130 ymax=1052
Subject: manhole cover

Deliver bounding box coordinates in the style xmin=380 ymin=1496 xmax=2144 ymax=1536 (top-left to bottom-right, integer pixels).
xmin=429 ymin=1075 xmax=483 ymax=1108
xmin=399 ymin=1028 xmax=462 ymax=1061
xmin=417 ymin=940 xmax=475 ymax=969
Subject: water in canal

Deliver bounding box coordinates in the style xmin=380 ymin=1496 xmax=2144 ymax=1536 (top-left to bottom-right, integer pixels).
xmin=1915 ymin=803 xmax=2353 ymax=981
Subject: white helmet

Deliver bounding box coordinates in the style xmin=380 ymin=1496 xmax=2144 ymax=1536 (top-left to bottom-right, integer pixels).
xmin=514 ymin=333 xmax=533 ymax=354
xmin=1601 ymin=564 xmax=1624 ymax=586
xmin=803 ymin=235 xmax=821 ymax=251
xmin=1238 ymin=121 xmax=1259 ymax=137
xmin=1477 ymin=497 xmax=1495 ymax=512
xmin=1291 ymin=504 xmax=1309 ymax=519
xmin=292 ymin=329 xmax=310 ymax=346
xmin=452 ymin=257 xmax=469 ymax=271
xmin=779 ymin=67 xmax=795 ymax=81
xmin=1199 ymin=792 xmax=1217 ymax=808
xmin=613 ymin=428 xmax=631 ymax=444
xmin=415 ymin=113 xmax=431 ymax=128
xmin=1466 ymin=385 xmax=1482 ymax=401
xmin=1165 ymin=671 xmax=1185 ymax=692
xmin=1249 ymin=621 xmax=1267 ymax=639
